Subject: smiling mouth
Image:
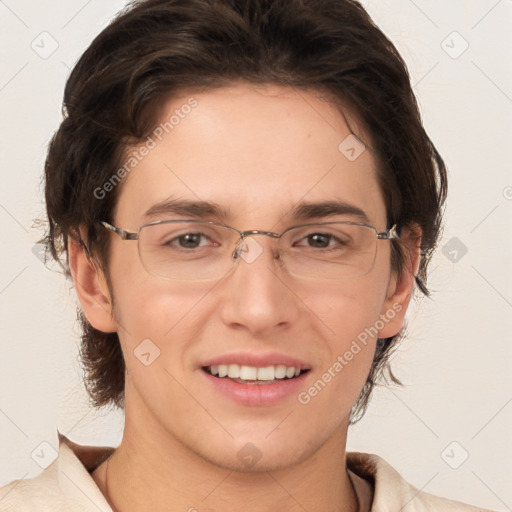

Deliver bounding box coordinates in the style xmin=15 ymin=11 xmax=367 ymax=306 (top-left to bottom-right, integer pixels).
xmin=202 ymin=364 xmax=310 ymax=384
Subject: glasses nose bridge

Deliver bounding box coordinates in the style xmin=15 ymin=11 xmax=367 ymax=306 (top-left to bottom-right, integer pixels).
xmin=233 ymin=228 xmax=282 ymax=260
xmin=239 ymin=229 xmax=281 ymax=240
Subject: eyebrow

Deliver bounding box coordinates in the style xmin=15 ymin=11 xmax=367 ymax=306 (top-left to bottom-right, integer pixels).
xmin=143 ymin=197 xmax=371 ymax=224
xmin=290 ymin=201 xmax=371 ymax=224
xmin=143 ymin=197 xmax=232 ymax=220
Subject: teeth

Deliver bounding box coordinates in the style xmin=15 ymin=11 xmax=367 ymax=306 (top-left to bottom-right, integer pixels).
xmin=274 ymin=365 xmax=287 ymax=379
xmin=206 ymin=364 xmax=304 ymax=381
xmin=239 ymin=365 xmax=258 ymax=380
xmin=257 ymin=366 xmax=275 ymax=381
xmin=228 ymin=364 xmax=239 ymax=378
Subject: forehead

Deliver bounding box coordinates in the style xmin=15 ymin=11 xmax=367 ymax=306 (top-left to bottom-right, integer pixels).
xmin=114 ymin=83 xmax=387 ymax=229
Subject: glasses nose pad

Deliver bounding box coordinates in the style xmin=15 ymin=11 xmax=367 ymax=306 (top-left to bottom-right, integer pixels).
xmin=232 ymin=236 xmax=265 ymax=264
xmin=232 ymin=240 xmax=243 ymax=260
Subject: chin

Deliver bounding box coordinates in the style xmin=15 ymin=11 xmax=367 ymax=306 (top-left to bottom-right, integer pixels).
xmin=186 ymin=432 xmax=321 ymax=474
xmin=200 ymin=447 xmax=309 ymax=474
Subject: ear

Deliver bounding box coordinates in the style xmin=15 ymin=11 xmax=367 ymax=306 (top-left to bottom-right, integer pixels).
xmin=67 ymin=228 xmax=117 ymax=333
xmin=377 ymin=223 xmax=422 ymax=338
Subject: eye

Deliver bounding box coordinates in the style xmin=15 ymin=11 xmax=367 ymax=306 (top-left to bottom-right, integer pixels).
xmin=303 ymin=233 xmax=335 ymax=248
xmin=295 ymin=231 xmax=349 ymax=250
xmin=173 ymin=233 xmax=208 ymax=249
xmin=164 ymin=231 xmax=217 ymax=250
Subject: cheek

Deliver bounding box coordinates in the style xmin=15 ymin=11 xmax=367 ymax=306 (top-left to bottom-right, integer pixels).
xmin=329 ymin=296 xmax=380 ymax=364
xmin=302 ymin=275 xmax=390 ymax=384
xmin=311 ymin=272 xmax=390 ymax=346
xmin=107 ymin=242 xmax=196 ymax=342
xmin=292 ymin=293 xmax=383 ymax=432
xmin=110 ymin=280 xmax=205 ymax=407
xmin=112 ymin=277 xmax=203 ymax=346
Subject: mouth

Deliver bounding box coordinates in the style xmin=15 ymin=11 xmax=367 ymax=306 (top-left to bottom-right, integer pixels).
xmin=202 ymin=364 xmax=311 ymax=385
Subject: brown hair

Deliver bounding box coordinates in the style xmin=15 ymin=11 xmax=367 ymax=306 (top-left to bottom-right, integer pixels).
xmin=41 ymin=0 xmax=447 ymax=423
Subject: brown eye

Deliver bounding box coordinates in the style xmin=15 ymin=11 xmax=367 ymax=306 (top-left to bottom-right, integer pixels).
xmin=305 ymin=233 xmax=333 ymax=248
xmin=175 ymin=233 xmax=205 ymax=249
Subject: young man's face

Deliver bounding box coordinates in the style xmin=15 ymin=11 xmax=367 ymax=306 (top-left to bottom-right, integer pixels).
xmin=78 ymin=83 xmax=414 ymax=471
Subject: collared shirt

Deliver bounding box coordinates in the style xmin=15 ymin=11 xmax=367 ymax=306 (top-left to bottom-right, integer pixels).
xmin=0 ymin=433 xmax=495 ymax=511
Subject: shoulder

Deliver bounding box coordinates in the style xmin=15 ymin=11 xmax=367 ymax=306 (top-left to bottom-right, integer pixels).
xmin=346 ymin=451 xmax=497 ymax=512
xmin=0 ymin=452 xmax=68 ymax=512
xmin=0 ymin=434 xmax=113 ymax=512
xmin=0 ymin=460 xmax=67 ymax=511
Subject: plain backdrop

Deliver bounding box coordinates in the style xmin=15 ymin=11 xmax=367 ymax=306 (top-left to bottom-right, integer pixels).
xmin=0 ymin=1 xmax=511 ymax=510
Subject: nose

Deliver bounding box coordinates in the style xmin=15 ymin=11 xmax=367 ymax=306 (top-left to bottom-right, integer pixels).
xmin=218 ymin=235 xmax=303 ymax=336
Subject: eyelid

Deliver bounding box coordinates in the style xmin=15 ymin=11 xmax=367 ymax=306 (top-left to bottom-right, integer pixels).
xmin=144 ymin=218 xmax=373 ymax=236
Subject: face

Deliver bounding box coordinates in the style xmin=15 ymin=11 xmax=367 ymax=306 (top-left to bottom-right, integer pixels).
xmin=79 ymin=83 xmax=412 ymax=472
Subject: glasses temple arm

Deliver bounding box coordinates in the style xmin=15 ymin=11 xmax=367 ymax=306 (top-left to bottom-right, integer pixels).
xmin=377 ymin=223 xmax=399 ymax=240
xmin=100 ymin=221 xmax=139 ymax=240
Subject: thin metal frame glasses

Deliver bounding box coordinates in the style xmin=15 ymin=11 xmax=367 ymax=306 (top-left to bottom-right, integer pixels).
xmin=100 ymin=219 xmax=399 ymax=282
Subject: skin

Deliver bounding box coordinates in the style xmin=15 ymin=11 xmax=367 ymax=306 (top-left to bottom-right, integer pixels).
xmin=68 ymin=82 xmax=420 ymax=512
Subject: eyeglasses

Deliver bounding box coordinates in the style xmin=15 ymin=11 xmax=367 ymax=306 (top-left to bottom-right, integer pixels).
xmin=100 ymin=219 xmax=399 ymax=282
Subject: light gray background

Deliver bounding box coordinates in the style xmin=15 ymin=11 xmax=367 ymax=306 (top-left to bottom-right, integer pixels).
xmin=0 ymin=1 xmax=511 ymax=509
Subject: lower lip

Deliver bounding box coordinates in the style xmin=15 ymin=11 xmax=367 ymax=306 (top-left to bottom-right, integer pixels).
xmin=200 ymin=369 xmax=310 ymax=406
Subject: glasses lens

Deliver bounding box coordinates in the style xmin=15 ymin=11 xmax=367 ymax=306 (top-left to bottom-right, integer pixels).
xmin=281 ymin=222 xmax=378 ymax=280
xmin=139 ymin=221 xmax=237 ymax=281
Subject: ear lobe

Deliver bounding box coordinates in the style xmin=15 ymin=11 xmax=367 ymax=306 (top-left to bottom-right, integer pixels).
xmin=67 ymin=232 xmax=117 ymax=333
xmin=377 ymin=224 xmax=422 ymax=338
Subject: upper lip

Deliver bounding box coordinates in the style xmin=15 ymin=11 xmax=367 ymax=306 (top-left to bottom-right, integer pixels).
xmin=201 ymin=352 xmax=312 ymax=370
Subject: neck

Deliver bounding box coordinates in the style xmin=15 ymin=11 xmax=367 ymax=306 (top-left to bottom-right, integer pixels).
xmin=97 ymin=385 xmax=360 ymax=512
